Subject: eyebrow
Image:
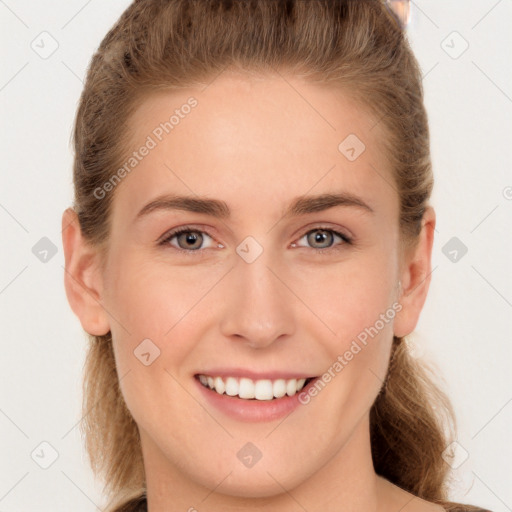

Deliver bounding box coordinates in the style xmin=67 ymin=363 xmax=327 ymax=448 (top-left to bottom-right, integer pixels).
xmin=134 ymin=191 xmax=374 ymax=222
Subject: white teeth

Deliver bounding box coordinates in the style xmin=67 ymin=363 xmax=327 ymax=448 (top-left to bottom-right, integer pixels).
xmin=286 ymin=379 xmax=297 ymax=397
xmin=254 ymin=379 xmax=273 ymax=400
xmin=239 ymin=378 xmax=255 ymax=399
xmin=214 ymin=376 xmax=225 ymax=394
xmin=225 ymin=377 xmax=238 ymax=396
xmin=273 ymin=379 xmax=287 ymax=398
xmin=198 ymin=374 xmax=310 ymax=400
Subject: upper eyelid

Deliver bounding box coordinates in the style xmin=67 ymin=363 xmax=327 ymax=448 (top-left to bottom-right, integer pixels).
xmin=296 ymin=228 xmax=351 ymax=244
xmin=159 ymin=225 xmax=215 ymax=243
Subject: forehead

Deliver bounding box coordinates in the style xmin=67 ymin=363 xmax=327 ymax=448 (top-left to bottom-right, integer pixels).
xmin=113 ymin=71 xmax=396 ymax=222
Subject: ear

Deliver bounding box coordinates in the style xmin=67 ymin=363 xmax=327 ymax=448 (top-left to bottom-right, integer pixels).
xmin=61 ymin=207 xmax=110 ymax=336
xmin=393 ymin=206 xmax=436 ymax=338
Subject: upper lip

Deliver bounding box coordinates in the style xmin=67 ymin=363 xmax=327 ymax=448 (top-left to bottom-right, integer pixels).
xmin=195 ymin=368 xmax=316 ymax=380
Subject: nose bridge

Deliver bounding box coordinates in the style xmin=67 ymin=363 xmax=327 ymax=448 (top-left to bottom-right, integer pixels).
xmin=218 ymin=247 xmax=295 ymax=348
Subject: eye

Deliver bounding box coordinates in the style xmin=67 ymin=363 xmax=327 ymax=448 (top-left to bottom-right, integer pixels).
xmin=291 ymin=227 xmax=352 ymax=252
xmin=159 ymin=226 xmax=221 ymax=252
xmin=158 ymin=225 xmax=352 ymax=255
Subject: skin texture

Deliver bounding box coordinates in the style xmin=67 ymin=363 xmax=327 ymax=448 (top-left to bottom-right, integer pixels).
xmin=62 ymin=71 xmax=440 ymax=512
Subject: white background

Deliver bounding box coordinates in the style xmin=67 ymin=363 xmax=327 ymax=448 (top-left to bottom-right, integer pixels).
xmin=1 ymin=1 xmax=511 ymax=510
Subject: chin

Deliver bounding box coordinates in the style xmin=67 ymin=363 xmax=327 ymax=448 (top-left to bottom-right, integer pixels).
xmin=211 ymin=473 xmax=296 ymax=499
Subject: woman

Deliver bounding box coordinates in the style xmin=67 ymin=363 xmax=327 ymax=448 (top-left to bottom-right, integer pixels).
xmin=61 ymin=1 xmax=492 ymax=511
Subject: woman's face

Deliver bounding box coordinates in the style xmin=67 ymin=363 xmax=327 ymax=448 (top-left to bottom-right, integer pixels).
xmin=85 ymin=71 xmax=426 ymax=497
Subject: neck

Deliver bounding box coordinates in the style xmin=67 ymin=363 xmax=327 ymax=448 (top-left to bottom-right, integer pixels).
xmin=141 ymin=414 xmax=386 ymax=512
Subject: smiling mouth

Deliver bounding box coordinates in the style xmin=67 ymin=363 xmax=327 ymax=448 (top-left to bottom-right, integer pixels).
xmin=195 ymin=374 xmax=315 ymax=400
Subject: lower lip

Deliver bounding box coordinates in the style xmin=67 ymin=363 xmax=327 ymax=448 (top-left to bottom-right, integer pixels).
xmin=194 ymin=376 xmax=318 ymax=423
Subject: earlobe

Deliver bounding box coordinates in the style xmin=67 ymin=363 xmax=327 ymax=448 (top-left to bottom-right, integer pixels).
xmin=393 ymin=207 xmax=436 ymax=338
xmin=61 ymin=207 xmax=111 ymax=336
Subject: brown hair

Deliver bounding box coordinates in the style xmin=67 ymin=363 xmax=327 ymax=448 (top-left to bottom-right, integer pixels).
xmin=71 ymin=1 xmax=481 ymax=511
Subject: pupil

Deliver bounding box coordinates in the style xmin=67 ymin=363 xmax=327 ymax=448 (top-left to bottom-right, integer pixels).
xmin=180 ymin=232 xmax=201 ymax=249
xmin=310 ymin=230 xmax=332 ymax=248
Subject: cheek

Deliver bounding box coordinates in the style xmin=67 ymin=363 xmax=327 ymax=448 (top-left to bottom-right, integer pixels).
xmin=289 ymin=251 xmax=399 ymax=408
xmin=103 ymin=251 xmax=228 ymax=397
xmin=104 ymin=258 xmax=211 ymax=434
xmin=291 ymin=256 xmax=397 ymax=429
xmin=104 ymin=248 xmax=221 ymax=334
xmin=293 ymin=251 xmax=398 ymax=343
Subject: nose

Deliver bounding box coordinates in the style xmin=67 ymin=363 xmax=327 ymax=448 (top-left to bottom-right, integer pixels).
xmin=218 ymin=250 xmax=295 ymax=349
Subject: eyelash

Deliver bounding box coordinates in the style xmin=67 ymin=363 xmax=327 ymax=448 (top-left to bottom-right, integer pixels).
xmin=158 ymin=225 xmax=353 ymax=256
